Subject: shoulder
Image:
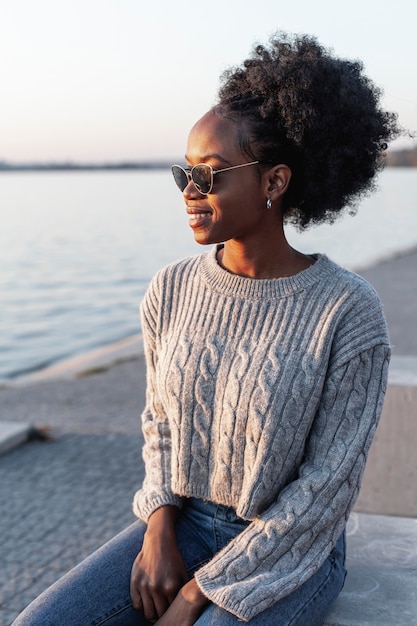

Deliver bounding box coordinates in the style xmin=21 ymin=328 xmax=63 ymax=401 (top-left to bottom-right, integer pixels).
xmin=314 ymin=255 xmax=384 ymax=312
xmin=140 ymin=253 xmax=204 ymax=335
xmin=148 ymin=253 xmax=202 ymax=293
xmin=331 ymin=261 xmax=385 ymax=318
xmin=320 ymin=258 xmax=390 ymax=363
xmin=317 ymin=255 xmax=375 ymax=291
xmin=141 ymin=252 xmax=204 ymax=311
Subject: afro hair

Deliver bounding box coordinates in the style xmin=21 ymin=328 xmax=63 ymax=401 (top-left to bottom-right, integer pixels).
xmin=216 ymin=32 xmax=401 ymax=228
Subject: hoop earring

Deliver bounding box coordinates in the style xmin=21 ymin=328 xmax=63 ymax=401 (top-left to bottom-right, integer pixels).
xmin=266 ymin=198 xmax=272 ymax=210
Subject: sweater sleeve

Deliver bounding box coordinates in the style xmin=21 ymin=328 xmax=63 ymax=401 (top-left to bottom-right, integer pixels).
xmin=194 ymin=343 xmax=390 ymax=622
xmin=132 ymin=276 xmax=183 ymax=522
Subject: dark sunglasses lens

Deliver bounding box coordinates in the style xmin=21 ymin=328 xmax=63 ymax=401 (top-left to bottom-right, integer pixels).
xmin=172 ymin=166 xmax=189 ymax=191
xmin=192 ymin=164 xmax=212 ymax=194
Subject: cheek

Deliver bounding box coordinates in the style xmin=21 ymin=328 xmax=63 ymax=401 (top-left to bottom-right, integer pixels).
xmin=210 ymin=177 xmax=263 ymax=220
xmin=210 ymin=198 xmax=238 ymax=223
xmin=213 ymin=181 xmax=256 ymax=207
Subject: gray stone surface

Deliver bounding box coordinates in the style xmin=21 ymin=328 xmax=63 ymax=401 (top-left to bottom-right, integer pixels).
xmin=346 ymin=512 xmax=417 ymax=568
xmin=324 ymin=513 xmax=417 ymax=626
xmin=324 ymin=567 xmax=417 ymax=626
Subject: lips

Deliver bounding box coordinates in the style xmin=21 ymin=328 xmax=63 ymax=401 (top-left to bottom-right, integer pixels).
xmin=188 ymin=211 xmax=211 ymax=220
xmin=187 ymin=208 xmax=212 ymax=228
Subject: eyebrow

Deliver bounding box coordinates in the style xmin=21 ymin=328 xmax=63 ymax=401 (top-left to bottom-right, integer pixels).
xmin=184 ymin=153 xmax=232 ymax=165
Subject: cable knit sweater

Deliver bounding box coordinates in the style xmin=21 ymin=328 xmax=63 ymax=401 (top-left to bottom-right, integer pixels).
xmin=133 ymin=245 xmax=390 ymax=622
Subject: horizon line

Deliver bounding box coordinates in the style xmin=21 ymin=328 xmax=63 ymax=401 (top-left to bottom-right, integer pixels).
xmin=1 ymin=145 xmax=417 ymax=171
xmin=0 ymin=160 xmax=178 ymax=172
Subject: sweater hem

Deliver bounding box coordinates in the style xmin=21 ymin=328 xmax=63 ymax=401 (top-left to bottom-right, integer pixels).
xmin=132 ymin=491 xmax=183 ymax=523
xmin=195 ymin=571 xmax=254 ymax=622
xmin=170 ymin=483 xmax=256 ymax=520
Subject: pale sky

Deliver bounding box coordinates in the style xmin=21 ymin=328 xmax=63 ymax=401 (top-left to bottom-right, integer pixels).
xmin=1 ymin=0 xmax=416 ymax=162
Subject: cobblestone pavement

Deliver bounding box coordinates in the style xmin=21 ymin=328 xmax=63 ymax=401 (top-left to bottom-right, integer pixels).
xmin=0 ymin=358 xmax=146 ymax=625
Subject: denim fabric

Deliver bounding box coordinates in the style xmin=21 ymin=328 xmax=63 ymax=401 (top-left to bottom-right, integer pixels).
xmin=13 ymin=498 xmax=346 ymax=625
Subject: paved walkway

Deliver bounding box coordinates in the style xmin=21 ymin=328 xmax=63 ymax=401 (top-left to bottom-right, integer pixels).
xmin=0 ymin=358 xmax=146 ymax=625
xmin=0 ymin=249 xmax=416 ymax=625
xmin=359 ymin=248 xmax=417 ymax=356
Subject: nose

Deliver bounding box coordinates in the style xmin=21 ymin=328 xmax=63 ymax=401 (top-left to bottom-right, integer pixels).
xmin=183 ymin=178 xmax=203 ymax=199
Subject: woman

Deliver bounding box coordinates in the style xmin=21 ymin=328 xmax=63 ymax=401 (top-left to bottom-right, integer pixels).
xmin=14 ymin=33 xmax=400 ymax=625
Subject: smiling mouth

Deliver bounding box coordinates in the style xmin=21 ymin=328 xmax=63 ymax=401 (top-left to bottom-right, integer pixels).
xmin=188 ymin=212 xmax=211 ymax=221
xmin=187 ymin=211 xmax=212 ymax=231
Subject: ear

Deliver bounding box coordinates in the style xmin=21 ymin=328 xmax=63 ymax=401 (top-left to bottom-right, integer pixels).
xmin=263 ymin=164 xmax=292 ymax=202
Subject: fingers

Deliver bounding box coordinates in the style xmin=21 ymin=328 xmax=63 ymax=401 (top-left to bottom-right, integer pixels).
xmin=130 ymin=572 xmax=171 ymax=622
xmin=130 ymin=569 xmax=142 ymax=611
xmin=152 ymin=593 xmax=170 ymax=620
xmin=133 ymin=589 xmax=169 ymax=623
xmin=141 ymin=591 xmax=158 ymax=623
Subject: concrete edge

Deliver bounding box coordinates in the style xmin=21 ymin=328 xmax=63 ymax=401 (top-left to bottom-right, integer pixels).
xmin=0 ymin=421 xmax=32 ymax=456
xmin=0 ymin=335 xmax=145 ymax=457
xmin=8 ymin=333 xmax=144 ymax=387
xmin=388 ymin=355 xmax=417 ymax=386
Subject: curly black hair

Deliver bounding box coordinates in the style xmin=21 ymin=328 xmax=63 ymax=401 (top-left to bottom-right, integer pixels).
xmin=216 ymin=32 xmax=401 ymax=228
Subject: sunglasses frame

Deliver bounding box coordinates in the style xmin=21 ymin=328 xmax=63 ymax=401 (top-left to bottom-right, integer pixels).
xmin=171 ymin=161 xmax=260 ymax=195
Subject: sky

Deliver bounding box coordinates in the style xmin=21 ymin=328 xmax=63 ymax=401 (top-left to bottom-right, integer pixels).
xmin=1 ymin=0 xmax=416 ymax=162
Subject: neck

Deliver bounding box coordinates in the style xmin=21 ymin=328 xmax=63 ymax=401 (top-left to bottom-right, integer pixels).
xmin=218 ymin=232 xmax=313 ymax=279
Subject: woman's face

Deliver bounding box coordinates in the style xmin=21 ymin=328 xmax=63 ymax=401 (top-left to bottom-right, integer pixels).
xmin=182 ymin=110 xmax=273 ymax=247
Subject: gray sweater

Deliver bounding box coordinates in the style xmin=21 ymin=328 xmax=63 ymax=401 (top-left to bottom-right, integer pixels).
xmin=133 ymin=246 xmax=390 ymax=622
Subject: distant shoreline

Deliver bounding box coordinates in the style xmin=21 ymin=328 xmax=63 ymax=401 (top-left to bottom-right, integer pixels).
xmin=0 ymin=161 xmax=175 ymax=172
xmin=1 ymin=147 xmax=417 ymax=171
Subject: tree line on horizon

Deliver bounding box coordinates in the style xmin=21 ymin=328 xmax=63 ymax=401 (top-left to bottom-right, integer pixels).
xmin=1 ymin=148 xmax=417 ymax=170
xmin=386 ymin=146 xmax=417 ymax=167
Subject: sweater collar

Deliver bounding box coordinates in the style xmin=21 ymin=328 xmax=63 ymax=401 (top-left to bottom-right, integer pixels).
xmin=199 ymin=245 xmax=340 ymax=299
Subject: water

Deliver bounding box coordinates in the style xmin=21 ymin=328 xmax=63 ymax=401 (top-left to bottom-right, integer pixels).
xmin=1 ymin=168 xmax=416 ymax=381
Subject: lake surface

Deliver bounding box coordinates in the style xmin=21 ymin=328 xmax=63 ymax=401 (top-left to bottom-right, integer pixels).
xmin=1 ymin=168 xmax=417 ymax=381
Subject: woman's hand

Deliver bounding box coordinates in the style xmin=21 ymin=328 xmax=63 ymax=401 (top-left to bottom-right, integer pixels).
xmin=130 ymin=506 xmax=189 ymax=622
xmin=155 ymin=579 xmax=209 ymax=626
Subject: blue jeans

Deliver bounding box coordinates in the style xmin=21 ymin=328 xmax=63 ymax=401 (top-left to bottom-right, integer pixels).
xmin=13 ymin=498 xmax=346 ymax=625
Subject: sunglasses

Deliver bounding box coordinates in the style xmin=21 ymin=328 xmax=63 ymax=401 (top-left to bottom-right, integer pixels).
xmin=171 ymin=161 xmax=259 ymax=195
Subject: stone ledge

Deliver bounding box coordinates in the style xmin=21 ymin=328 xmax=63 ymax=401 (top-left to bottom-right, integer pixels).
xmin=0 ymin=421 xmax=31 ymax=455
xmin=388 ymin=355 xmax=417 ymax=386
xmin=355 ymin=374 xmax=417 ymax=517
xmin=324 ymin=566 xmax=417 ymax=625
xmin=323 ymin=512 xmax=417 ymax=625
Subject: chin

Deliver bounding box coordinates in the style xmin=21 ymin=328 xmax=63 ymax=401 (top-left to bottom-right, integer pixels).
xmin=192 ymin=231 xmax=221 ymax=247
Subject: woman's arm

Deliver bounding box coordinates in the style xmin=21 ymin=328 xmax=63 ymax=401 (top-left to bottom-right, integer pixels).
xmin=194 ymin=344 xmax=390 ymax=622
xmin=131 ymin=504 xmax=209 ymax=624
xmin=131 ymin=277 xmax=204 ymax=622
xmin=133 ymin=278 xmax=183 ymax=522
